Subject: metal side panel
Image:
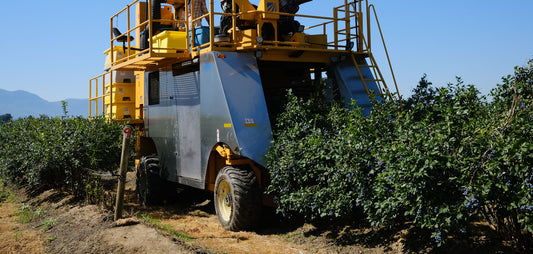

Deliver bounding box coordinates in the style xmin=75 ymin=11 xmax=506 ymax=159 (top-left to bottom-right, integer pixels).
xmin=200 ymin=51 xmax=273 ymax=169
xmin=144 ymin=70 xmax=203 ymax=188
xmin=145 ymin=71 xmax=180 ymax=182
xmin=331 ymin=58 xmax=382 ymax=116
xmin=173 ymin=72 xmax=201 ymax=183
xmin=200 ymin=52 xmax=238 ymax=174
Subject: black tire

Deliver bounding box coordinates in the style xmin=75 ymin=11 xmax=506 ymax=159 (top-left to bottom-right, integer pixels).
xmin=214 ymin=166 xmax=261 ymax=231
xmin=136 ymin=155 xmax=163 ymax=206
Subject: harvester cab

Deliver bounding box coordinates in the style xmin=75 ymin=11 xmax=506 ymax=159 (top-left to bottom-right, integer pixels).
xmin=89 ymin=0 xmax=400 ymax=231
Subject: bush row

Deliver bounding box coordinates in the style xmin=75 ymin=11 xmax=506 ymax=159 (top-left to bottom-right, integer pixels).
xmin=0 ymin=116 xmax=123 ymax=197
xmin=266 ymin=61 xmax=533 ymax=247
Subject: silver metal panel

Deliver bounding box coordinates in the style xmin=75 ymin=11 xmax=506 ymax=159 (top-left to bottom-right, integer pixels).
xmin=200 ymin=51 xmax=272 ymax=168
xmin=145 ymin=51 xmax=273 ymax=190
xmin=146 ymin=71 xmax=180 ymax=182
xmin=145 ymin=70 xmax=203 ymax=187
xmin=214 ymin=52 xmax=272 ymax=165
xmin=173 ymin=72 xmax=201 ymax=181
xmin=200 ymin=52 xmax=239 ymax=175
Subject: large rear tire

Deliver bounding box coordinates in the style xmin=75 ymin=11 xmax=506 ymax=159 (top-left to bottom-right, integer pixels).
xmin=136 ymin=155 xmax=163 ymax=206
xmin=214 ymin=166 xmax=261 ymax=231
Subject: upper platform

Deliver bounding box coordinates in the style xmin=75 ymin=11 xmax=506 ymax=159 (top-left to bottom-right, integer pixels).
xmin=107 ymin=0 xmax=373 ymax=72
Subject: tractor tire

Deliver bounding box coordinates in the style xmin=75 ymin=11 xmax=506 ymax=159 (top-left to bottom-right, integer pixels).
xmin=214 ymin=166 xmax=261 ymax=231
xmin=136 ymin=155 xmax=163 ymax=206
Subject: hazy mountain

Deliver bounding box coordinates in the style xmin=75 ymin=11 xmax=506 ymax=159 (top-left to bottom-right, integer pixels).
xmin=0 ymin=89 xmax=88 ymax=119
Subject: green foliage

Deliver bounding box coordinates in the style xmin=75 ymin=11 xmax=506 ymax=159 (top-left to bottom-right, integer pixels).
xmin=266 ymin=92 xmax=357 ymax=220
xmin=0 ymin=116 xmax=123 ymax=197
xmin=138 ymin=213 xmax=194 ymax=242
xmin=16 ymin=203 xmax=45 ymax=223
xmin=60 ymin=100 xmax=69 ymax=117
xmin=41 ymin=218 xmax=57 ymax=231
xmin=361 ymin=79 xmax=489 ymax=245
xmin=0 ymin=114 xmax=12 ymax=123
xmin=403 ymin=73 xmax=437 ymax=115
xmin=472 ymin=61 xmax=533 ymax=244
xmin=46 ymin=236 xmax=57 ymax=243
xmin=266 ymin=60 xmax=533 ymax=247
xmin=85 ymin=177 xmax=105 ymax=205
xmin=0 ymin=178 xmax=15 ymax=203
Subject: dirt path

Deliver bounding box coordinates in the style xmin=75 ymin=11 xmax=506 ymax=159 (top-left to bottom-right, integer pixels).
xmin=1 ymin=174 xmax=516 ymax=254
xmin=1 ymin=175 xmax=389 ymax=254
xmin=121 ymin=172 xmax=389 ymax=254
xmin=147 ymin=207 xmax=313 ymax=254
xmin=0 ymin=201 xmax=46 ymax=253
xmin=46 ymin=204 xmax=200 ymax=254
xmin=0 ymin=188 xmax=203 ymax=254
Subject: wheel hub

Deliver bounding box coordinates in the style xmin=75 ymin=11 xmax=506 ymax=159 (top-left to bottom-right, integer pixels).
xmin=217 ymin=180 xmax=233 ymax=222
xmin=224 ymin=193 xmax=232 ymax=207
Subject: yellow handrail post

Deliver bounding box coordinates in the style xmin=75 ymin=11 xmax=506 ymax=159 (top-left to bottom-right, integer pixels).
xmin=127 ymin=6 xmax=131 ymax=57
xmin=148 ymin=0 xmax=153 ymax=56
xmin=191 ymin=0 xmax=195 ymax=50
xmin=232 ymin=0 xmax=237 ymax=43
xmin=102 ymin=74 xmax=106 ymax=116
xmin=89 ymin=80 xmax=93 ymax=118
xmin=357 ymin=0 xmax=363 ymax=52
xmin=369 ymin=4 xmax=401 ymax=109
xmin=333 ymin=7 xmax=338 ymax=50
xmin=209 ymin=0 xmax=215 ymax=51
xmin=185 ymin=0 xmax=190 ymax=51
xmin=110 ymin=16 xmax=114 ymax=69
xmin=344 ymin=0 xmax=350 ymax=50
xmin=95 ymin=78 xmax=99 ymax=117
xmin=366 ymin=0 xmax=371 ymax=53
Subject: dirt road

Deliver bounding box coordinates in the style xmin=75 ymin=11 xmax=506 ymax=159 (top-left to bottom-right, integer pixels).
xmin=1 ymin=187 xmax=203 ymax=254
xmin=0 ymin=176 xmax=387 ymax=254
xmin=0 ymin=174 xmax=515 ymax=254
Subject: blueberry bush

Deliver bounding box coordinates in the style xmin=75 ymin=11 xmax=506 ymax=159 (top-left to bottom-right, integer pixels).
xmin=266 ymin=60 xmax=533 ymax=248
xmin=0 ymin=116 xmax=123 ymax=197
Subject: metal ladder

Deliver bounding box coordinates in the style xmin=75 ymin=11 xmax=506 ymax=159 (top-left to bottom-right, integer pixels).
xmin=350 ymin=52 xmax=392 ymax=100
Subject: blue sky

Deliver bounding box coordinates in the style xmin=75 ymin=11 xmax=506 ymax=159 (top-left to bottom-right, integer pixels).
xmin=0 ymin=0 xmax=531 ymax=101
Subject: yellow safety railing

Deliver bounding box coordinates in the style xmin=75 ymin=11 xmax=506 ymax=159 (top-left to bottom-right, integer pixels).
xmin=108 ymin=0 xmax=192 ymax=71
xmin=105 ymin=0 xmax=378 ymax=70
xmin=90 ymin=71 xmax=138 ymax=119
xmin=89 ymin=72 xmax=112 ymax=118
xmin=91 ymin=0 xmax=402 ymax=118
xmin=369 ymin=3 xmax=401 ymax=109
xmin=360 ymin=3 xmax=401 ymax=109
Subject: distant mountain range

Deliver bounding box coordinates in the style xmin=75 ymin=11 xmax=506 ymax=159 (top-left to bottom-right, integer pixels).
xmin=0 ymin=89 xmax=88 ymax=119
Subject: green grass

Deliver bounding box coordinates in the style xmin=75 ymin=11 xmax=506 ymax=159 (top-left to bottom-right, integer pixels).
xmin=137 ymin=213 xmax=194 ymax=242
xmin=41 ymin=218 xmax=57 ymax=231
xmin=46 ymin=236 xmax=57 ymax=243
xmin=0 ymin=179 xmax=15 ymax=204
xmin=15 ymin=204 xmax=45 ymax=224
xmin=14 ymin=229 xmax=21 ymax=241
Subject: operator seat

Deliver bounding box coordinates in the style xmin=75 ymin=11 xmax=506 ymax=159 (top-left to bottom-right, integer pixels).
xmin=113 ymin=28 xmax=135 ymax=54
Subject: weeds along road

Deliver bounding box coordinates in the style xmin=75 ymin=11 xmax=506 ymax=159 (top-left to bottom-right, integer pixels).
xmin=0 ymin=172 xmax=515 ymax=254
xmin=0 ymin=173 xmax=388 ymax=254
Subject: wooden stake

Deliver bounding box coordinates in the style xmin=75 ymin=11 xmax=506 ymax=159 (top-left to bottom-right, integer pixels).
xmin=114 ymin=126 xmax=132 ymax=221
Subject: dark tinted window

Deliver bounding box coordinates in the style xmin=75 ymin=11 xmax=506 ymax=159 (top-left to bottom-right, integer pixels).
xmin=148 ymin=72 xmax=160 ymax=105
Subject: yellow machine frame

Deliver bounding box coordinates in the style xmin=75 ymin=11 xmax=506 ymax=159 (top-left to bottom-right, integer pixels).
xmin=89 ymin=0 xmax=400 ymax=200
xmin=90 ymin=0 xmax=401 ymax=119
